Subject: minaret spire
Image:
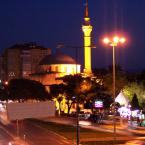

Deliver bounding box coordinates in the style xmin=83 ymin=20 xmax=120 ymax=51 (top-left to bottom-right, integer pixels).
xmin=82 ymin=0 xmax=93 ymax=74
xmin=85 ymin=0 xmax=89 ymax=18
xmin=84 ymin=0 xmax=91 ymax=26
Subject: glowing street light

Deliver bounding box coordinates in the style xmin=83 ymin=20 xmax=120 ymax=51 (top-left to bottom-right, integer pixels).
xmin=103 ymin=36 xmax=126 ymax=46
xmin=103 ymin=36 xmax=126 ymax=144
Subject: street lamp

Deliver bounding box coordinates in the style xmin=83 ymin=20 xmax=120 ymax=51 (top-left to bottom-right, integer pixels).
xmin=103 ymin=36 xmax=126 ymax=144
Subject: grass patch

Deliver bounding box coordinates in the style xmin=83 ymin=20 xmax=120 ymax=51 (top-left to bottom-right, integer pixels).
xmin=81 ymin=140 xmax=126 ymax=145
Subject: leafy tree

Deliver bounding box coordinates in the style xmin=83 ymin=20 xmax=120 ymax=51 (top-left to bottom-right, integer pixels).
xmin=103 ymin=65 xmax=127 ymax=96
xmin=93 ymin=68 xmax=108 ymax=77
xmin=8 ymin=79 xmax=51 ymax=102
xmin=61 ymin=74 xmax=86 ymax=114
xmin=90 ymin=66 xmax=127 ymax=111
xmin=137 ymin=69 xmax=145 ymax=83
xmin=123 ymin=82 xmax=145 ymax=108
xmin=85 ymin=79 xmax=112 ymax=112
xmin=126 ymin=71 xmax=138 ymax=83
xmin=62 ymin=73 xmax=113 ymax=113
xmin=61 ymin=74 xmax=94 ymax=114
xmin=30 ymin=80 xmax=51 ymax=101
xmin=62 ymin=74 xmax=86 ymax=95
xmin=0 ymin=83 xmax=9 ymax=101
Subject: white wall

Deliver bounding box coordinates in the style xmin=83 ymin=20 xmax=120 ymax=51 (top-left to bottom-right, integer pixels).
xmin=6 ymin=101 xmax=55 ymax=121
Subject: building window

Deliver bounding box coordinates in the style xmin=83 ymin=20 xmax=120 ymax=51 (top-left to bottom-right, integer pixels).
xmin=8 ymin=72 xmax=15 ymax=77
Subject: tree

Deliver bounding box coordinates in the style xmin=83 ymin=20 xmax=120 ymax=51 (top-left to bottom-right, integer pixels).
xmin=49 ymin=83 xmax=65 ymax=115
xmin=8 ymin=79 xmax=51 ymax=102
xmin=131 ymin=93 xmax=140 ymax=110
xmin=0 ymin=82 xmax=9 ymax=101
xmin=64 ymin=84 xmax=75 ymax=115
xmin=137 ymin=69 xmax=145 ymax=84
xmin=61 ymin=74 xmax=85 ymax=114
xmin=85 ymin=93 xmax=112 ymax=113
xmin=103 ymin=65 xmax=127 ymax=96
xmin=123 ymin=82 xmax=145 ymax=108
xmin=61 ymin=74 xmax=94 ymax=114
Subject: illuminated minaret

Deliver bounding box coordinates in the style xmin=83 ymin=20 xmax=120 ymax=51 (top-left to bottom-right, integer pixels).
xmin=82 ymin=0 xmax=92 ymax=74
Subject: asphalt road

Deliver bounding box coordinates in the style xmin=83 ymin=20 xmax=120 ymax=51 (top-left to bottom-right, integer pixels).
xmin=2 ymin=117 xmax=145 ymax=145
xmin=4 ymin=120 xmax=73 ymax=145
xmin=0 ymin=125 xmax=13 ymax=144
xmin=23 ymin=121 xmax=72 ymax=145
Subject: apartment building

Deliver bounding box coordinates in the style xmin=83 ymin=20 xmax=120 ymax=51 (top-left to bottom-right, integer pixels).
xmin=2 ymin=42 xmax=51 ymax=81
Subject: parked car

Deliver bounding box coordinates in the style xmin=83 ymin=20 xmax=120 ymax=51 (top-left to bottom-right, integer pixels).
xmin=88 ymin=113 xmax=103 ymax=124
xmin=79 ymin=112 xmax=91 ymax=120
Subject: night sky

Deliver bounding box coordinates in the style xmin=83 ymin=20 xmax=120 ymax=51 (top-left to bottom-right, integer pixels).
xmin=0 ymin=0 xmax=145 ymax=71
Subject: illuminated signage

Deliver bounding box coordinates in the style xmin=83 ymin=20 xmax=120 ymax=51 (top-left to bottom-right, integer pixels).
xmin=95 ymin=100 xmax=103 ymax=108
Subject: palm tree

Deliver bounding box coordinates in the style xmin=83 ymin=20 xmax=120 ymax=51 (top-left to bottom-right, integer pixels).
xmin=49 ymin=83 xmax=65 ymax=115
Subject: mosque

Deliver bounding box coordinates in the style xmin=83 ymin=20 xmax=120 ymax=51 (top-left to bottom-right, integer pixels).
xmin=30 ymin=0 xmax=93 ymax=86
xmin=30 ymin=52 xmax=81 ymax=85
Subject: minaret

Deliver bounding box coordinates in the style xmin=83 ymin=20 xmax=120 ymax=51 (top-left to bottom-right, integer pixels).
xmin=82 ymin=0 xmax=93 ymax=74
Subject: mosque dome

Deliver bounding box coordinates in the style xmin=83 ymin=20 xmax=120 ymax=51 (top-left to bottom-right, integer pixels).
xmin=39 ymin=52 xmax=76 ymax=65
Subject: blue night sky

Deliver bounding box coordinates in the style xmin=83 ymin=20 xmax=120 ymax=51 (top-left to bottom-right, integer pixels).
xmin=0 ymin=0 xmax=145 ymax=71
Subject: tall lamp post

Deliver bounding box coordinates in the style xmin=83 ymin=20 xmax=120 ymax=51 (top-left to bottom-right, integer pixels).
xmin=103 ymin=36 xmax=126 ymax=144
xmin=74 ymin=45 xmax=95 ymax=145
xmin=57 ymin=44 xmax=96 ymax=145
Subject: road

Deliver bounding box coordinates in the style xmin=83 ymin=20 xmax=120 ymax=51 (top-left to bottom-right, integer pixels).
xmin=4 ymin=120 xmax=72 ymax=145
xmin=0 ymin=125 xmax=13 ymax=144
xmin=1 ymin=116 xmax=145 ymax=145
